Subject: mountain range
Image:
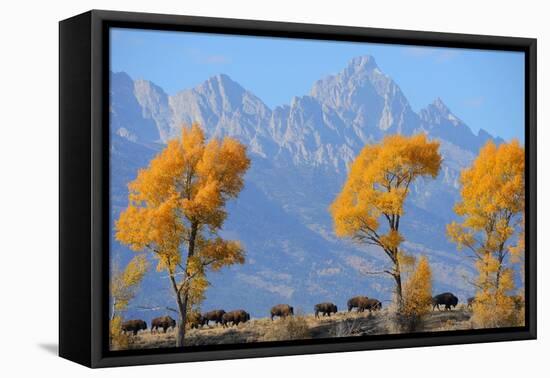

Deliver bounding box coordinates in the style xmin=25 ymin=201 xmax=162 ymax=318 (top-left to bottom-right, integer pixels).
xmin=109 ymin=55 xmax=506 ymax=319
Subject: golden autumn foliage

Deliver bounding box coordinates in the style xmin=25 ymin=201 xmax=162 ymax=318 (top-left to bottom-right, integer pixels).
xmin=109 ymin=255 xmax=149 ymax=349
xmin=330 ymin=133 xmax=442 ymax=308
xmin=110 ymin=315 xmax=130 ymax=350
xmin=447 ymin=140 xmax=525 ymax=328
xmin=402 ymin=256 xmax=433 ymax=320
xmin=116 ymin=124 xmax=250 ymax=346
xmin=110 ymin=255 xmax=149 ymax=313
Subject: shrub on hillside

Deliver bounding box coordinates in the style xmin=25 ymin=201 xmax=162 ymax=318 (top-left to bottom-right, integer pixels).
xmin=262 ymin=314 xmax=310 ymax=341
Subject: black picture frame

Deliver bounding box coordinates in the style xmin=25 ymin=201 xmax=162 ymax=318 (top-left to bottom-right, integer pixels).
xmin=59 ymin=9 xmax=537 ymax=368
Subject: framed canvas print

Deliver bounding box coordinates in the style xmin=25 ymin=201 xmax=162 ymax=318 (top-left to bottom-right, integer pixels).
xmin=59 ymin=10 xmax=536 ymax=368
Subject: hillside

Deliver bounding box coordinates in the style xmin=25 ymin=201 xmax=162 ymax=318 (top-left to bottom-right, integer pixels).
xmin=117 ymin=307 xmax=473 ymax=350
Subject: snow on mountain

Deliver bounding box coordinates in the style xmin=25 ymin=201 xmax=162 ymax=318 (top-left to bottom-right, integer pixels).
xmin=109 ymin=56 xmax=505 ymax=318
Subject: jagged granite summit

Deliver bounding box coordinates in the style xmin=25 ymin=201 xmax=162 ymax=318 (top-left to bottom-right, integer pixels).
xmin=109 ymin=56 xmax=504 ymax=319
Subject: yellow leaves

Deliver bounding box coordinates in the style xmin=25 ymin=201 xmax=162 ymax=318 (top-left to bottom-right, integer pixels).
xmin=397 ymin=250 xmax=416 ymax=272
xmin=128 ymin=140 xmax=185 ymax=207
xmin=375 ymin=133 xmax=442 ymax=180
xmin=181 ymin=124 xmax=206 ymax=167
xmin=449 ymin=138 xmax=525 ymax=253
xmin=111 ymin=255 xmax=149 ymax=312
xmin=475 ymin=253 xmax=500 ymax=277
xmin=330 ymin=134 xmax=441 ymax=307
xmin=377 ymin=190 xmax=405 ymax=216
xmin=115 ymin=123 xmax=250 ymax=323
xmin=199 ymin=238 xmax=245 ymax=271
xmin=471 ymin=279 xmax=521 ymax=328
xmin=402 ymin=256 xmax=432 ymax=318
xmin=448 ymin=139 xmax=526 ymax=329
xmin=446 ymin=222 xmax=475 ymax=250
xmin=121 ymin=254 xmax=149 ymax=287
xmin=330 ymin=133 xmax=442 ymax=241
xmin=116 ymin=123 xmax=249 ymax=263
xmin=330 ymin=186 xmax=378 ymax=238
xmin=455 ymin=139 xmax=524 ymax=230
xmin=116 ymin=197 xmax=183 ymax=271
xmin=110 ymin=315 xmax=130 ymax=350
xmin=448 ymin=139 xmax=525 ymax=262
xmin=381 ymin=230 xmax=404 ymax=251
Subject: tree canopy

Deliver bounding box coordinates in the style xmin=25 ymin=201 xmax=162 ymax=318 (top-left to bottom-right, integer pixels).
xmin=330 ymin=133 xmax=442 ymax=307
xmin=447 ymin=139 xmax=525 ymax=327
xmin=116 ymin=124 xmax=250 ymax=346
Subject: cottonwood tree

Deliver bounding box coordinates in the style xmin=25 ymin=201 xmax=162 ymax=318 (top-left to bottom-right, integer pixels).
xmin=116 ymin=124 xmax=250 ymax=346
xmin=447 ymin=140 xmax=524 ymax=327
xmin=110 ymin=254 xmax=149 ymax=349
xmin=330 ymin=134 xmax=441 ymax=310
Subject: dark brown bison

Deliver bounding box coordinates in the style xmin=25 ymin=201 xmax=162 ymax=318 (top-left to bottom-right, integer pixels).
xmin=467 ymin=297 xmax=475 ymax=309
xmin=222 ymin=310 xmax=250 ymax=327
xmin=186 ymin=312 xmax=204 ymax=330
xmin=121 ymin=319 xmax=147 ymax=335
xmin=361 ymin=298 xmax=382 ymax=312
xmin=202 ymin=310 xmax=226 ymax=326
xmin=270 ymin=304 xmax=294 ymax=320
xmin=347 ymin=296 xmax=369 ymax=312
xmin=432 ymin=292 xmax=459 ymax=311
xmin=151 ymin=316 xmax=176 ymax=333
xmin=314 ymin=302 xmax=338 ymax=318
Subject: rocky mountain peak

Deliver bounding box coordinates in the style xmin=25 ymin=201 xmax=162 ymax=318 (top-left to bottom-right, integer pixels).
xmin=421 ymin=98 xmax=463 ymax=127
xmin=431 ymin=97 xmax=451 ymax=114
xmin=344 ymin=55 xmax=379 ymax=75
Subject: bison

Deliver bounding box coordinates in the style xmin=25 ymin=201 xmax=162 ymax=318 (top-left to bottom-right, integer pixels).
xmin=432 ymin=292 xmax=459 ymax=311
xmin=270 ymin=304 xmax=294 ymax=320
xmin=222 ymin=310 xmax=250 ymax=327
xmin=202 ymin=309 xmax=226 ymax=327
xmin=361 ymin=298 xmax=382 ymax=312
xmin=314 ymin=302 xmax=338 ymax=318
xmin=121 ymin=319 xmax=147 ymax=335
xmin=151 ymin=315 xmax=176 ymax=333
xmin=347 ymin=296 xmax=369 ymax=312
xmin=186 ymin=312 xmax=204 ymax=330
xmin=467 ymin=297 xmax=475 ymax=309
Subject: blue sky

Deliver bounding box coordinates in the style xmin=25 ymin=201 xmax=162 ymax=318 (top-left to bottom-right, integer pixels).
xmin=111 ymin=28 xmax=525 ymax=142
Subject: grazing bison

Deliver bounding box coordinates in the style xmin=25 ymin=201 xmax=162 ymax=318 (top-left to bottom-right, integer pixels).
xmin=314 ymin=302 xmax=338 ymax=318
xmin=270 ymin=304 xmax=294 ymax=320
xmin=187 ymin=312 xmax=204 ymax=330
xmin=151 ymin=316 xmax=176 ymax=333
xmin=222 ymin=310 xmax=250 ymax=327
xmin=362 ymin=298 xmax=382 ymax=312
xmin=467 ymin=297 xmax=475 ymax=309
xmin=347 ymin=296 xmax=369 ymax=312
xmin=432 ymin=292 xmax=459 ymax=311
xmin=121 ymin=319 xmax=147 ymax=335
xmin=202 ymin=309 xmax=226 ymax=326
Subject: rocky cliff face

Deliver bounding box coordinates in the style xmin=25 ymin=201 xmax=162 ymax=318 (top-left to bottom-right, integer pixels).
xmin=110 ymin=56 xmax=504 ymax=319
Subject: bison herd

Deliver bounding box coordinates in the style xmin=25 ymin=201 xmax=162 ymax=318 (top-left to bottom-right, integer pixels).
xmin=121 ymin=292 xmax=464 ymax=335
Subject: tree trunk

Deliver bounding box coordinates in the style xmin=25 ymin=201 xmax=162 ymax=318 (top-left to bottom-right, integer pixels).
xmin=392 ymin=255 xmax=403 ymax=312
xmin=168 ymin=273 xmax=186 ymax=347
xmin=175 ymin=292 xmax=188 ymax=347
xmin=393 ymin=270 xmax=403 ymax=311
xmin=171 ymin=222 xmax=199 ymax=347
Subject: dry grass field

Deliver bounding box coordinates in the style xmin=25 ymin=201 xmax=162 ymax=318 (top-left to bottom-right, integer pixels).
xmin=119 ymin=306 xmax=473 ymax=350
